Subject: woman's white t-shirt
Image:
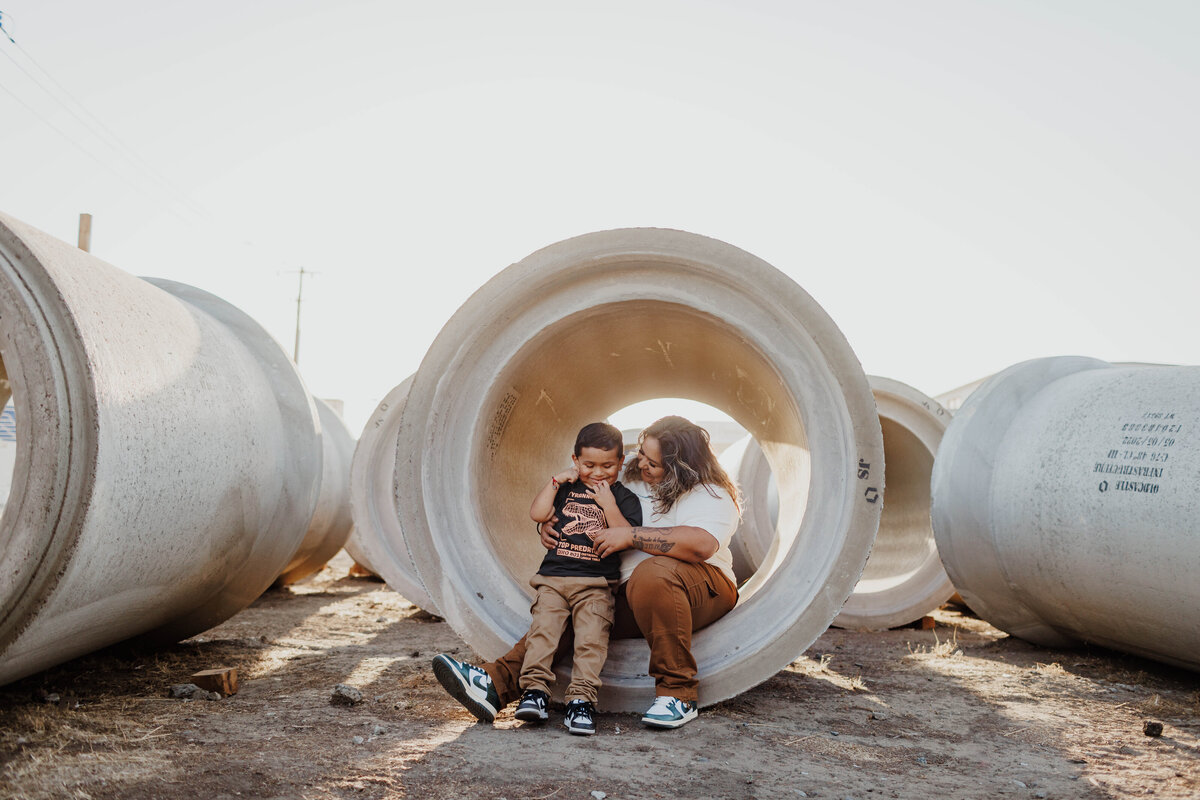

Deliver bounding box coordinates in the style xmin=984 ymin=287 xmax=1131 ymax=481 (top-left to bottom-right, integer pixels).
xmin=619 ymin=480 xmax=740 ymax=586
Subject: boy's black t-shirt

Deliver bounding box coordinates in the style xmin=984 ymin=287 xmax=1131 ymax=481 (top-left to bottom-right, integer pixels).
xmin=537 ymin=480 xmax=643 ymax=581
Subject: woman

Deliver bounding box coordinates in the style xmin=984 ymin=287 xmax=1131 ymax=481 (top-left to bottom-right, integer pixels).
xmin=433 ymin=416 xmax=741 ymax=730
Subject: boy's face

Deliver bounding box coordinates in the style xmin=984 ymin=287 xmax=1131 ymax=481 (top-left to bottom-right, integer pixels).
xmin=573 ymin=445 xmax=623 ymax=486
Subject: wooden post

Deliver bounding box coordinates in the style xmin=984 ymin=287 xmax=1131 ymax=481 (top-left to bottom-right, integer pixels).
xmin=77 ymin=213 xmax=92 ymax=252
xmin=293 ymin=267 xmax=305 ymax=363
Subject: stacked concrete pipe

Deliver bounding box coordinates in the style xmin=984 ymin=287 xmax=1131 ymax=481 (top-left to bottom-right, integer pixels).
xmin=932 ymin=356 xmax=1200 ymax=672
xmin=276 ymin=398 xmax=357 ymax=585
xmin=0 ymin=212 xmax=323 ymax=686
xmin=722 ymin=376 xmax=955 ymax=631
xmin=347 ymin=378 xmax=440 ymax=613
xmin=393 ymin=227 xmax=884 ymax=711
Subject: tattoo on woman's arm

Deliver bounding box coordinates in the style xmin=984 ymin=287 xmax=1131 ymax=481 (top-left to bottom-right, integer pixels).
xmin=632 ymin=527 xmax=676 ymax=554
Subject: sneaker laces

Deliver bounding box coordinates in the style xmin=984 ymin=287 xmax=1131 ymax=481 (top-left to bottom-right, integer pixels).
xmin=645 ymin=696 xmax=678 ymax=714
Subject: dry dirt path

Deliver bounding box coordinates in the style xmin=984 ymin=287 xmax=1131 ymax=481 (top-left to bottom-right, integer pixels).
xmin=2 ymin=553 xmax=1197 ymax=799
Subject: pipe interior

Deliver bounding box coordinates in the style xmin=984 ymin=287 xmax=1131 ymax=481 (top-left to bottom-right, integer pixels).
xmin=728 ymin=412 xmax=935 ymax=593
xmin=0 ymin=354 xmax=17 ymax=523
xmin=855 ymin=416 xmax=935 ymax=591
xmin=470 ymin=299 xmax=809 ymax=600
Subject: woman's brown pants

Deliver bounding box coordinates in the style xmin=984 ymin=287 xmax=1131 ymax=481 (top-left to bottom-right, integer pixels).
xmin=483 ymin=556 xmax=737 ymax=705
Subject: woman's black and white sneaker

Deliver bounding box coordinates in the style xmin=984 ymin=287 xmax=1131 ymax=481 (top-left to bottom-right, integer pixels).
xmin=641 ymin=695 xmax=698 ymax=729
xmin=563 ymin=699 xmax=597 ymax=735
xmin=431 ymin=654 xmax=500 ymax=723
xmin=514 ymin=689 xmax=549 ymax=722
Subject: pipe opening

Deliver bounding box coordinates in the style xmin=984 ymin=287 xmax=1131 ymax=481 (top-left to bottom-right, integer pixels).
xmin=0 ymin=355 xmax=14 ymax=518
xmin=724 ymin=378 xmax=951 ymax=630
xmin=728 ymin=416 xmax=938 ymax=592
xmin=463 ymin=300 xmax=812 ymax=602
xmin=855 ymin=417 xmax=935 ymax=592
xmin=610 ymin=399 xmax=745 ymax=455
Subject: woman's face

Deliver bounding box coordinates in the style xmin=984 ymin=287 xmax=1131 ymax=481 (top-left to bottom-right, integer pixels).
xmin=636 ymin=435 xmax=667 ymax=486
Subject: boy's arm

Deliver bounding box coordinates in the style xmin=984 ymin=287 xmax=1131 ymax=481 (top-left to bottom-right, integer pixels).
xmin=530 ymin=468 xmax=578 ymax=522
xmin=593 ymin=483 xmax=641 ymax=529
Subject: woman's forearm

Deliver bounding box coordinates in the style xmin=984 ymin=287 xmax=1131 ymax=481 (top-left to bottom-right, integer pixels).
xmin=629 ymin=525 xmax=718 ymax=562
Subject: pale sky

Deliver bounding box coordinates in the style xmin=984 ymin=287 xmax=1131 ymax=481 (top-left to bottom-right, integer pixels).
xmin=2 ymin=1 xmax=1197 ymax=434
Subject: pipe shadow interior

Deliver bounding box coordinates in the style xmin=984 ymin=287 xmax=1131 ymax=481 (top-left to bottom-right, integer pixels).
xmin=472 ymin=300 xmax=809 ymax=599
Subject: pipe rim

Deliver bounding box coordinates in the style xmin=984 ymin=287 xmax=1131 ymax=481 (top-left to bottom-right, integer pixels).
xmin=278 ymin=398 xmax=356 ymax=584
xmin=833 ymin=376 xmax=953 ymax=630
xmin=395 ymin=228 xmax=883 ymax=710
xmin=0 ymin=215 xmax=98 ymax=656
xmin=347 ymin=377 xmax=440 ymax=613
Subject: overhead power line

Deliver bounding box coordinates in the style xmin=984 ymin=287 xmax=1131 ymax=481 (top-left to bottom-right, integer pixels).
xmin=0 ymin=10 xmax=211 ymax=225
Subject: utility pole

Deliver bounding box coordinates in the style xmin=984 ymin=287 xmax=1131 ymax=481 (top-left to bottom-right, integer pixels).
xmin=77 ymin=213 xmax=92 ymax=252
xmin=289 ymin=267 xmax=317 ymax=364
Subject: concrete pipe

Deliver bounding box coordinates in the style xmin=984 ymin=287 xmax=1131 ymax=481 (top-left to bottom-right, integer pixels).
xmin=837 ymin=377 xmax=953 ymax=629
xmin=723 ymin=377 xmax=954 ymax=630
xmin=347 ymin=378 xmax=440 ymax=613
xmin=277 ymin=398 xmax=357 ymax=585
xmin=719 ymin=433 xmax=783 ymax=586
xmin=931 ymin=356 xmax=1200 ymax=672
xmin=0 ymin=212 xmax=322 ymax=686
xmin=395 ymin=228 xmax=884 ymax=711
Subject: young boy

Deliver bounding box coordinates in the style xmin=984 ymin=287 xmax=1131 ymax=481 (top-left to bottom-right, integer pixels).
xmin=514 ymin=421 xmax=642 ymax=735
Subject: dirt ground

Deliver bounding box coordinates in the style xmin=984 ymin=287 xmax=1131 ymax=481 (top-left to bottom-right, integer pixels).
xmin=2 ymin=552 xmax=1197 ymax=800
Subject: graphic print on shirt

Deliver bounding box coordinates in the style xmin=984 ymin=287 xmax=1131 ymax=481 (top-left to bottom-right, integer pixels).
xmin=554 ymin=489 xmax=606 ymax=563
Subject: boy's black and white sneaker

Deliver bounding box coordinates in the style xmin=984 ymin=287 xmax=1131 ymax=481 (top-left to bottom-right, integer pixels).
xmin=641 ymin=695 xmax=698 ymax=729
xmin=514 ymin=689 xmax=549 ymax=722
xmin=431 ymin=654 xmax=500 ymax=723
xmin=564 ymin=699 xmax=597 ymax=736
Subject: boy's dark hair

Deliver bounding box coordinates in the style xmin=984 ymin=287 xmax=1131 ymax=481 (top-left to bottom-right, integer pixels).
xmin=574 ymin=422 xmax=624 ymax=457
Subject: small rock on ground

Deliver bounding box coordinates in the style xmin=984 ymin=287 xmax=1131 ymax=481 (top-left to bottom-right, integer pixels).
xmin=168 ymin=684 xmax=221 ymax=701
xmin=331 ymin=684 xmax=364 ymax=706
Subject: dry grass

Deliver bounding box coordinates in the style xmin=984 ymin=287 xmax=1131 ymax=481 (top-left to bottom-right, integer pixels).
xmin=906 ymin=627 xmax=962 ymax=659
xmin=1137 ymin=691 xmax=1200 ymax=720
xmin=785 ymin=652 xmax=870 ymax=693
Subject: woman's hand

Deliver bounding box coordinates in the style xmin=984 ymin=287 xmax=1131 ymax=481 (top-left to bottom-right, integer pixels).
xmin=591 ymin=526 xmax=634 ymax=558
xmin=538 ymin=517 xmax=560 ymax=550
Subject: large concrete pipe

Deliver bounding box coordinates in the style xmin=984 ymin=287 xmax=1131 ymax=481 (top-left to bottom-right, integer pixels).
xmin=931 ymin=356 xmax=1200 ymax=672
xmin=720 ymin=433 xmax=783 ymax=585
xmin=0 ymin=212 xmax=322 ymax=686
xmin=723 ymin=377 xmax=954 ymax=630
xmin=347 ymin=378 xmax=440 ymax=613
xmin=277 ymin=398 xmax=357 ymax=585
xmin=935 ymin=375 xmax=991 ymax=413
xmin=394 ymin=228 xmax=884 ymax=711
xmin=838 ymin=377 xmax=952 ymax=629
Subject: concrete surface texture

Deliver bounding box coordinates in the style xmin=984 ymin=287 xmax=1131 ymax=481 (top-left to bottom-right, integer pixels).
xmin=931 ymin=356 xmax=1200 ymax=672
xmin=392 ymin=227 xmax=884 ymax=711
xmin=722 ymin=376 xmax=955 ymax=631
xmin=719 ymin=432 xmax=786 ymax=585
xmin=277 ymin=397 xmax=357 ymax=585
xmin=0 ymin=211 xmax=323 ymax=686
xmin=347 ymin=377 xmax=441 ymax=614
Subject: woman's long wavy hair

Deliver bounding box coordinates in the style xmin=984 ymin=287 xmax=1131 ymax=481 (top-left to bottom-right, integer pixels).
xmin=622 ymin=416 xmax=740 ymax=515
